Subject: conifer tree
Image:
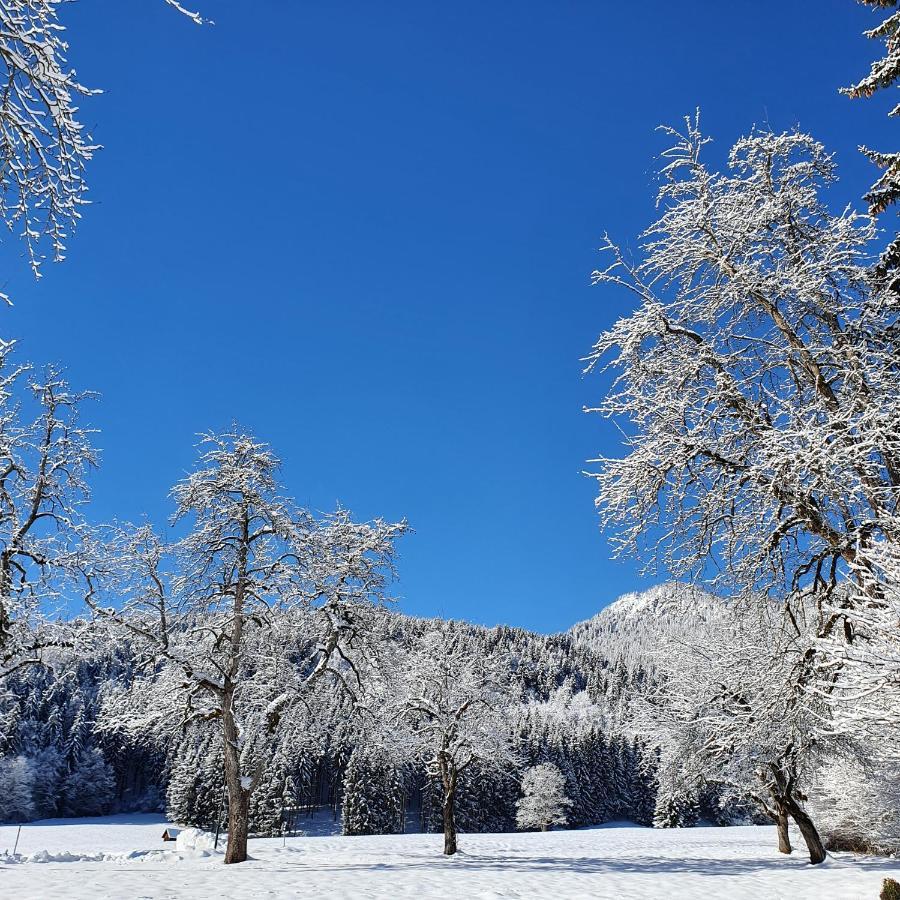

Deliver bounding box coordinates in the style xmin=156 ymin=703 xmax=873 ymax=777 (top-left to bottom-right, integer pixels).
xmin=30 ymin=746 xmax=64 ymax=819
xmin=652 ymin=788 xmax=700 ymax=829
xmin=341 ymin=746 xmax=404 ymax=836
xmin=0 ymin=754 xmax=35 ymax=822
xmin=61 ymin=747 xmax=115 ymax=817
xmin=843 ymin=0 xmax=900 ymax=277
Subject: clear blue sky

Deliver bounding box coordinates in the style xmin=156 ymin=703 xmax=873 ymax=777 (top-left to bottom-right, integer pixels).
xmin=1 ymin=1 xmax=893 ymax=632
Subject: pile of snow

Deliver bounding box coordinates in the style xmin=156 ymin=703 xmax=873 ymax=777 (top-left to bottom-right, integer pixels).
xmin=175 ymin=828 xmax=218 ymax=853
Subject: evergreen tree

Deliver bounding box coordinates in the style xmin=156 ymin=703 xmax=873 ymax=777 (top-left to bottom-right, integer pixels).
xmin=629 ymin=740 xmax=658 ymax=827
xmin=342 ymin=747 xmax=404 ymax=836
xmin=30 ymin=746 xmax=64 ymax=819
xmin=454 ymin=764 xmax=518 ymax=833
xmin=0 ymin=755 xmax=35 ymax=822
xmin=652 ymin=789 xmax=700 ymax=829
xmin=842 ymin=0 xmax=900 ymax=278
xmin=61 ymin=747 xmax=115 ymax=817
xmin=843 ymin=3 xmax=900 ymax=209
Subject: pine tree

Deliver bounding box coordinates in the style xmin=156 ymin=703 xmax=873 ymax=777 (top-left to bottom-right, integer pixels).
xmin=250 ymin=749 xmax=295 ymax=836
xmin=341 ymin=747 xmax=404 ymax=836
xmin=0 ymin=755 xmax=35 ymax=822
xmin=842 ymin=1 xmax=900 ymax=277
xmin=454 ymin=764 xmax=518 ymax=833
xmin=629 ymin=740 xmax=658 ymax=827
xmin=653 ymin=789 xmax=699 ymax=829
xmin=30 ymin=746 xmax=64 ymax=819
xmin=166 ymin=749 xmax=202 ymax=827
xmin=61 ymin=747 xmax=115 ymax=817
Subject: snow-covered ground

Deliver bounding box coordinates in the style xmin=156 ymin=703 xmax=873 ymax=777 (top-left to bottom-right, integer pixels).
xmin=1 ymin=815 xmax=898 ymax=899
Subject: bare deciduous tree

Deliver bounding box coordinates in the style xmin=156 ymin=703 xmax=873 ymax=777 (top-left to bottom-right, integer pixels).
xmin=81 ymin=428 xmax=407 ymax=864
xmin=0 ymin=0 xmax=209 ymax=295
xmin=587 ymin=116 xmax=900 ymax=737
xmin=636 ymin=600 xmax=830 ymax=863
xmin=0 ymin=342 xmax=97 ymax=678
xmin=395 ymin=629 xmax=518 ymax=855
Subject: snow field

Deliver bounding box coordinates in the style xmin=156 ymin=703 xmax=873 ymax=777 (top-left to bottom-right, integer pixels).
xmin=1 ymin=816 xmax=899 ymax=899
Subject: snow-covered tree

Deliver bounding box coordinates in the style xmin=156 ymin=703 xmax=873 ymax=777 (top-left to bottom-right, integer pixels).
xmin=0 ymin=1 xmax=209 ymax=294
xmin=165 ymin=727 xmax=223 ymax=829
xmin=0 ymin=753 xmax=35 ymax=821
xmin=587 ymin=117 xmax=900 ymax=746
xmin=842 ymin=0 xmax=900 ymax=279
xmin=0 ymin=0 xmax=98 ymax=290
xmin=817 ymin=544 xmax=900 ymax=741
xmin=29 ymin=745 xmax=63 ymax=818
xmin=60 ymin=746 xmax=115 ymax=817
xmin=342 ymin=744 xmax=405 ymax=836
xmin=0 ymin=347 xmax=97 ymax=681
xmin=395 ymin=629 xmax=519 ymax=855
xmin=515 ymin=763 xmax=571 ymax=831
xmin=635 ymin=600 xmax=829 ymax=863
xmin=82 ymin=428 xmax=407 ymax=864
xmin=652 ymin=788 xmax=699 ymax=829
xmin=811 ymin=747 xmax=900 ymax=855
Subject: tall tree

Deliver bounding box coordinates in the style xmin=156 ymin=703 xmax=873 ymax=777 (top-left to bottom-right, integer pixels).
xmin=83 ymin=428 xmax=407 ymax=864
xmin=587 ymin=117 xmax=900 ymax=735
xmin=395 ymin=629 xmax=518 ymax=855
xmin=0 ymin=345 xmax=96 ymax=679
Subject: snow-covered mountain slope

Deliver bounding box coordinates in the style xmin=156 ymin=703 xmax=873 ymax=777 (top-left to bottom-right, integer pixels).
xmin=571 ymin=582 xmax=721 ymax=637
xmin=568 ymin=582 xmax=723 ymax=671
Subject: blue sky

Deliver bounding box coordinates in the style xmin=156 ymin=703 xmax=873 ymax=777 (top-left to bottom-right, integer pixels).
xmin=1 ymin=1 xmax=893 ymax=632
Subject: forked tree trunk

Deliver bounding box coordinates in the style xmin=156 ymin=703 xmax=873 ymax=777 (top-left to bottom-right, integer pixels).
xmin=438 ymin=754 xmax=458 ymax=856
xmin=768 ymin=765 xmax=825 ymax=865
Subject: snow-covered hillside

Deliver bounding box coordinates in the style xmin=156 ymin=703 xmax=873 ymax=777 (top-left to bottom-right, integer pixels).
xmin=571 ymin=581 xmax=719 ymax=639
xmin=1 ymin=815 xmax=897 ymax=900
xmin=568 ymin=582 xmax=722 ymax=666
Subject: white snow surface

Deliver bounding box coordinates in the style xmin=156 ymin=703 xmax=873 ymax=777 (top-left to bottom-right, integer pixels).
xmin=1 ymin=815 xmax=899 ymax=899
xmin=175 ymin=827 xmax=218 ymax=853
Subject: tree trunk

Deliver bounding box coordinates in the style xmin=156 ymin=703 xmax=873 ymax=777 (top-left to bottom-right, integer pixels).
xmin=224 ymin=788 xmax=250 ymax=864
xmin=222 ymin=681 xmax=250 ymax=864
xmin=442 ymin=795 xmax=457 ymax=855
xmin=437 ymin=751 xmax=458 ymax=856
xmin=223 ymin=513 xmax=251 ymax=864
xmin=776 ymin=806 xmax=791 ymax=855
xmin=784 ymin=797 xmax=826 ymax=865
xmin=768 ymin=765 xmax=825 ymax=865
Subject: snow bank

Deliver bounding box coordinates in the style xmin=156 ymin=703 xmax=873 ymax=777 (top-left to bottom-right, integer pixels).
xmin=26 ymin=849 xmax=109 ymax=864
xmin=174 ymin=828 xmax=219 ymax=853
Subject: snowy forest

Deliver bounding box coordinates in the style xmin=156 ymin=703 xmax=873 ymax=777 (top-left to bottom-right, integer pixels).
xmin=2 ymin=569 xmax=897 ymax=864
xmin=1 ymin=1 xmax=900 ymax=898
